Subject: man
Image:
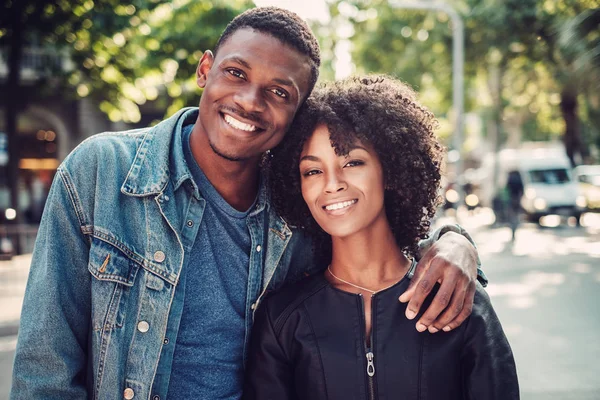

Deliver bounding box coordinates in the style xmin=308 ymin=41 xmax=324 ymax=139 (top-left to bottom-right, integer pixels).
xmin=11 ymin=7 xmax=484 ymax=399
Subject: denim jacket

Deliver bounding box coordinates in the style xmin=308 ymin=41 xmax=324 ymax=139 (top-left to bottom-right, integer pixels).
xmin=11 ymin=107 xmax=481 ymax=400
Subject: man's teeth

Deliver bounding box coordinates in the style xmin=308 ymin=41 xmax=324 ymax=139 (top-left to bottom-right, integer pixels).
xmin=224 ymin=114 xmax=256 ymax=132
xmin=325 ymin=200 xmax=357 ymax=211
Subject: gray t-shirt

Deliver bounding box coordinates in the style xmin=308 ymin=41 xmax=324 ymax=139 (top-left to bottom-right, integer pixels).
xmin=167 ymin=124 xmax=262 ymax=399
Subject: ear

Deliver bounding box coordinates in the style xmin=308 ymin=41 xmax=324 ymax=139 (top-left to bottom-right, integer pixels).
xmin=196 ymin=50 xmax=214 ymax=89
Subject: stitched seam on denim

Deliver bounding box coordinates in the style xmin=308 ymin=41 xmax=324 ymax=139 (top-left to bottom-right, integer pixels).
xmin=272 ymin=282 xmax=329 ymax=334
xmin=58 ymin=168 xmax=87 ymax=230
xmin=301 ymin=302 xmax=330 ymax=400
xmin=154 ymin=193 xmax=184 ymax=285
xmin=256 ymin=221 xmax=292 ymax=306
xmin=95 ymin=283 xmax=122 ymax=396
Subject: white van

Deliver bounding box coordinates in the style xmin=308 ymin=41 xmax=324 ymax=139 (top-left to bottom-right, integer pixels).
xmin=479 ymin=146 xmax=586 ymax=223
xmin=517 ymin=153 xmax=586 ymax=222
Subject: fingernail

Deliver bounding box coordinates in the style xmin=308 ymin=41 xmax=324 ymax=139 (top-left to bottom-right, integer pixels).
xmin=443 ymin=326 xmax=451 ymax=332
xmin=416 ymin=323 xmax=427 ymax=332
xmin=428 ymin=326 xmax=439 ymax=333
xmin=398 ymin=295 xmax=407 ymax=303
xmin=406 ymin=310 xmax=416 ymax=320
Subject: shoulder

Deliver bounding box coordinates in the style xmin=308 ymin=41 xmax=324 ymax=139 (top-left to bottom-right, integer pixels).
xmin=259 ymin=273 xmax=329 ymax=333
xmin=61 ymin=127 xmax=149 ymax=173
xmin=463 ymin=282 xmax=506 ymax=336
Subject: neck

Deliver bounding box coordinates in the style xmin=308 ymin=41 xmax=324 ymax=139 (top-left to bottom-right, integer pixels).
xmin=328 ymin=213 xmax=410 ymax=289
xmin=189 ymin=121 xmax=260 ymax=211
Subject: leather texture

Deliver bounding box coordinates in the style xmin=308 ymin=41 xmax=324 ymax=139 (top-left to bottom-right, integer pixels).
xmin=243 ymin=272 xmax=519 ymax=400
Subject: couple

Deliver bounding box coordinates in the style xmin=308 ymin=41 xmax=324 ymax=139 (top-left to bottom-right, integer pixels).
xmin=10 ymin=6 xmax=517 ymax=400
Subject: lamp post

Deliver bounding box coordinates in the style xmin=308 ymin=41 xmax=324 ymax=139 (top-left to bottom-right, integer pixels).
xmin=389 ymin=0 xmax=465 ymax=207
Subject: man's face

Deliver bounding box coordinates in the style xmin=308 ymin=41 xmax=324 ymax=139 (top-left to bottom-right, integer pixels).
xmin=196 ymin=28 xmax=313 ymax=162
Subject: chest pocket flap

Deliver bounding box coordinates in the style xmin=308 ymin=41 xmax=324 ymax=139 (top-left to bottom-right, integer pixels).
xmin=88 ymin=239 xmax=139 ymax=286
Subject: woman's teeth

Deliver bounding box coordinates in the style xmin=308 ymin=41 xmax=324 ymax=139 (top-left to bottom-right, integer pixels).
xmin=224 ymin=114 xmax=257 ymax=132
xmin=325 ymin=200 xmax=357 ymax=211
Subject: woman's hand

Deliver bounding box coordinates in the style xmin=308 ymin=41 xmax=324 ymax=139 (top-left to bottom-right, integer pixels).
xmin=399 ymin=231 xmax=478 ymax=333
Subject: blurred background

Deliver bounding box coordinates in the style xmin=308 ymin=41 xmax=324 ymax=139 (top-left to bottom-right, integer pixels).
xmin=0 ymin=0 xmax=599 ymax=399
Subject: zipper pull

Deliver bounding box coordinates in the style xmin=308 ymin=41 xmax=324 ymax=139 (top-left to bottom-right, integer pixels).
xmin=366 ymin=351 xmax=375 ymax=377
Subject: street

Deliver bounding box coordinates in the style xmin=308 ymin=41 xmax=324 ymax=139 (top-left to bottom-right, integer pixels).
xmin=1 ymin=213 xmax=599 ymax=399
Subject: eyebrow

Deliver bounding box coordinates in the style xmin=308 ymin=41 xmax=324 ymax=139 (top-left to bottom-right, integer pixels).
xmin=224 ymin=56 xmax=251 ymax=70
xmin=299 ymin=146 xmax=369 ymax=163
xmin=300 ymin=155 xmax=320 ymax=162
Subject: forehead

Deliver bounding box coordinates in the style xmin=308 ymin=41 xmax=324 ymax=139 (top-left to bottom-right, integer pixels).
xmin=302 ymin=124 xmax=366 ymax=156
xmin=215 ymin=28 xmax=312 ymax=93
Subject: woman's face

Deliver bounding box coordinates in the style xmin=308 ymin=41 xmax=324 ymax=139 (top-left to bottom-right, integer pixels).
xmin=299 ymin=124 xmax=387 ymax=239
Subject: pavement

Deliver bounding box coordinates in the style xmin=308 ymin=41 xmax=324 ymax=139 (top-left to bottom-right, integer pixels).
xmin=0 ymin=254 xmax=31 ymax=338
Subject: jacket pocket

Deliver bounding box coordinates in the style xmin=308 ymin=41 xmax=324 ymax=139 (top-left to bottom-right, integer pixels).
xmin=88 ymin=238 xmax=140 ymax=332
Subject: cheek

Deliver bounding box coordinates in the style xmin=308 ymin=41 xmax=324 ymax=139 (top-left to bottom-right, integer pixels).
xmin=301 ymin=182 xmax=319 ymax=213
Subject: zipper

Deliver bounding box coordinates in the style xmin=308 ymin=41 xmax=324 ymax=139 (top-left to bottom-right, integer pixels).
xmin=359 ymin=294 xmax=377 ymax=400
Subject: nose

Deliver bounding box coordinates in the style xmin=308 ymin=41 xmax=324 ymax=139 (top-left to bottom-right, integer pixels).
xmin=324 ymin=170 xmax=348 ymax=194
xmin=233 ymin=84 xmax=266 ymax=113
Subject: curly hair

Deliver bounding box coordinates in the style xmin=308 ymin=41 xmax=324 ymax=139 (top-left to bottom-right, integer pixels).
xmin=214 ymin=6 xmax=321 ymax=95
xmin=267 ymin=75 xmax=444 ymax=261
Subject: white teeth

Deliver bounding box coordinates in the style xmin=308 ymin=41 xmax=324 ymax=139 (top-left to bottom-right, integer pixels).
xmin=224 ymin=114 xmax=257 ymax=132
xmin=325 ymin=200 xmax=357 ymax=211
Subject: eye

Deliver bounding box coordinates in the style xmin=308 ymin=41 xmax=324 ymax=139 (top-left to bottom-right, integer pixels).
xmin=226 ymin=68 xmax=245 ymax=79
xmin=345 ymin=159 xmax=365 ymax=168
xmin=302 ymin=169 xmax=321 ymax=177
xmin=270 ymin=87 xmax=289 ymax=99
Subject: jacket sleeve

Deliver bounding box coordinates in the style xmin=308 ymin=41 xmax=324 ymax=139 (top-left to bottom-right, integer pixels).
xmin=11 ymin=168 xmax=91 ymax=399
xmin=461 ymin=285 xmax=520 ymax=400
xmin=243 ymin=300 xmax=296 ymax=400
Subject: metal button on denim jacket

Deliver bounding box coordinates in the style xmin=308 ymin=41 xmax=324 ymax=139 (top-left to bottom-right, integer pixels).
xmin=10 ymin=108 xmax=318 ymax=400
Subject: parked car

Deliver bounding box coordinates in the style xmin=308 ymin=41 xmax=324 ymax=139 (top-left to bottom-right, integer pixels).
xmin=574 ymin=165 xmax=600 ymax=212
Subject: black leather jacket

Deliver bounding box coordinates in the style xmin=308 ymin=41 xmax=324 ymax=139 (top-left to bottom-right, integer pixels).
xmin=243 ymin=272 xmax=519 ymax=400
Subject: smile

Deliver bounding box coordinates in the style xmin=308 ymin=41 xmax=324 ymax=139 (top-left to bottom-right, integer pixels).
xmin=223 ymin=114 xmax=257 ymax=132
xmin=324 ymin=199 xmax=357 ymax=211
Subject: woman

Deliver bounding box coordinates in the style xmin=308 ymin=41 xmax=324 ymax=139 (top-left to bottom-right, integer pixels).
xmin=243 ymin=75 xmax=519 ymax=399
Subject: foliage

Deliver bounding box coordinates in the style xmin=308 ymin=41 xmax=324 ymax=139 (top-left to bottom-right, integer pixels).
xmin=325 ymin=0 xmax=599 ymax=162
xmin=1 ymin=0 xmax=252 ymax=123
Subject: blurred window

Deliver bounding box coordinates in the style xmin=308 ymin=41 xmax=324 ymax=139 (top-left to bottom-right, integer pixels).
xmin=529 ymin=169 xmax=570 ymax=184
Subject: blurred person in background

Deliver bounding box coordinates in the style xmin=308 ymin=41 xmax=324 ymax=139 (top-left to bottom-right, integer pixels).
xmin=244 ymin=76 xmax=518 ymax=400
xmin=506 ymin=170 xmax=524 ymax=241
xmin=11 ymin=7 xmax=485 ymax=400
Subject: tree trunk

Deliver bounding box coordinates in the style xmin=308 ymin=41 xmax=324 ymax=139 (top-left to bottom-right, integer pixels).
xmin=560 ymin=88 xmax=582 ymax=168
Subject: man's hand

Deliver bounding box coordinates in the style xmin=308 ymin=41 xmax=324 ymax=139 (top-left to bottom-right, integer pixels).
xmin=399 ymin=231 xmax=478 ymax=333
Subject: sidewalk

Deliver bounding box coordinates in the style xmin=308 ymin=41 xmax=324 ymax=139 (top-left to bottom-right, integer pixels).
xmin=0 ymin=255 xmax=32 ymax=337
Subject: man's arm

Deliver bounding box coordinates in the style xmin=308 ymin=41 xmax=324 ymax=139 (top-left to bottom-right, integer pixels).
xmin=400 ymin=224 xmax=486 ymax=333
xmin=11 ymin=168 xmax=91 ymax=399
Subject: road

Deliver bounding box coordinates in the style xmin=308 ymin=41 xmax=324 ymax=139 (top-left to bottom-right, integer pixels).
xmin=1 ymin=213 xmax=599 ymax=399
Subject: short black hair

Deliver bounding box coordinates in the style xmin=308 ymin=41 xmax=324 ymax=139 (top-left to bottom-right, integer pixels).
xmin=267 ymin=75 xmax=444 ymax=260
xmin=214 ymin=6 xmax=321 ymax=95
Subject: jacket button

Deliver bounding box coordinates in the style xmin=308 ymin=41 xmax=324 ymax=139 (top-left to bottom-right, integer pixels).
xmin=137 ymin=321 xmax=150 ymax=333
xmin=256 ymin=245 xmax=262 ymax=252
xmin=124 ymin=388 xmax=135 ymax=399
xmin=163 ymin=337 xmax=169 ymax=345
xmin=153 ymin=251 xmax=166 ymax=262
xmin=186 ymin=220 xmax=193 ymax=227
xmin=152 ymin=396 xmax=160 ymax=400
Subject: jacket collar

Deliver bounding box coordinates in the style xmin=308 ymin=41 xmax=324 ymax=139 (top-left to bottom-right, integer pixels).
xmin=121 ymin=107 xmax=199 ymax=197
